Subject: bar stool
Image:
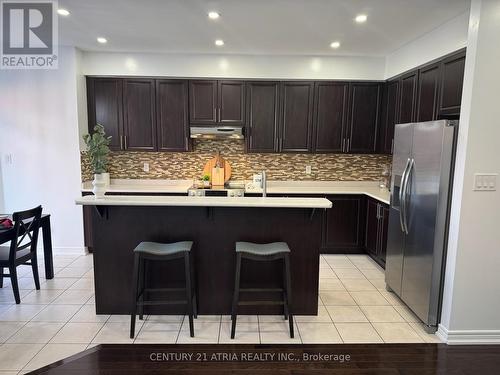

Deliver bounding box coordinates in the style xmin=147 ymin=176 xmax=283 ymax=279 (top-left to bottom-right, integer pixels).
xmin=130 ymin=241 xmax=197 ymax=338
xmin=230 ymin=241 xmax=293 ymax=339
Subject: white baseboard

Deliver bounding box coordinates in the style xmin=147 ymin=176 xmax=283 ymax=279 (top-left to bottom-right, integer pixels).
xmin=49 ymin=246 xmax=87 ymax=256
xmin=437 ymin=324 xmax=500 ymax=344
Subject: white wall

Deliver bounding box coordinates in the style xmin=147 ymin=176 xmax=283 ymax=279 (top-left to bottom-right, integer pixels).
xmin=82 ymin=52 xmax=386 ymax=80
xmin=438 ymin=0 xmax=500 ymax=344
xmin=385 ymin=12 xmax=469 ymax=79
xmin=0 ymin=47 xmax=85 ymax=253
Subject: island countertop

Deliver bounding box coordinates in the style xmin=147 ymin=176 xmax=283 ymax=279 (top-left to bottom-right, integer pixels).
xmin=75 ymin=195 xmax=332 ymax=209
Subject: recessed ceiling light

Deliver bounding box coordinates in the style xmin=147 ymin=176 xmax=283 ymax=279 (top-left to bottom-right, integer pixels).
xmin=355 ymin=14 xmax=367 ymax=23
xmin=208 ymin=11 xmax=220 ymax=20
xmin=97 ymin=37 xmax=107 ymax=44
xmin=57 ymin=8 xmax=70 ymax=16
xmin=215 ymin=39 xmax=224 ymax=46
xmin=330 ymin=41 xmax=341 ymax=49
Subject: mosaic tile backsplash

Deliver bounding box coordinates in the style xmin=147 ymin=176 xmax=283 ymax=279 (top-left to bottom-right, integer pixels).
xmin=81 ymin=140 xmax=392 ymax=182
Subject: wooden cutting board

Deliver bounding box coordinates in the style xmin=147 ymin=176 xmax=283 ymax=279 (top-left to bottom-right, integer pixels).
xmin=203 ymin=155 xmax=232 ymax=182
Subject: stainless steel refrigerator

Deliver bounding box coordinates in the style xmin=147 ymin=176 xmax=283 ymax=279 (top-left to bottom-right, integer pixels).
xmin=385 ymin=120 xmax=457 ymax=333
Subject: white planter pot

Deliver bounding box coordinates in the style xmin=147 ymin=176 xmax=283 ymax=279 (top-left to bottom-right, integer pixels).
xmin=101 ymin=172 xmax=110 ymax=188
xmin=92 ymin=173 xmax=107 ymax=199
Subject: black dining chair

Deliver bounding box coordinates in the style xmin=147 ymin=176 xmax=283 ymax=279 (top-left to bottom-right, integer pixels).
xmin=0 ymin=206 xmax=43 ymax=304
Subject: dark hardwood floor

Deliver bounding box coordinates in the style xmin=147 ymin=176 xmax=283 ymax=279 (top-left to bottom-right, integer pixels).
xmin=30 ymin=344 xmax=500 ymax=374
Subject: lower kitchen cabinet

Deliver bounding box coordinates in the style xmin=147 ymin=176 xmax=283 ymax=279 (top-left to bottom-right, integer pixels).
xmin=322 ymin=195 xmax=365 ymax=253
xmin=364 ymin=197 xmax=389 ymax=267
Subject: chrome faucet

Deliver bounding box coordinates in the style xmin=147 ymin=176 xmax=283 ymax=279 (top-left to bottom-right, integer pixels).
xmin=261 ymin=170 xmax=267 ymax=197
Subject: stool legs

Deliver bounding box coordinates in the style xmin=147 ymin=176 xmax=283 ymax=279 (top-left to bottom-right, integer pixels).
xmin=284 ymin=253 xmax=294 ymax=338
xmin=130 ymin=253 xmax=140 ymax=339
xmin=184 ymin=252 xmax=195 ymax=338
xmin=230 ymin=253 xmax=242 ymax=339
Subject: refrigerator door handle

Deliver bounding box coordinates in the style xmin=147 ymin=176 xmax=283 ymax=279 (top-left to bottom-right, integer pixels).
xmin=402 ymin=158 xmax=415 ymax=234
xmin=399 ymin=158 xmax=411 ymax=233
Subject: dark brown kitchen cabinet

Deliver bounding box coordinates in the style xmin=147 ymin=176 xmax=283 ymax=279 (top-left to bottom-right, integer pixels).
xmin=188 ymin=80 xmax=217 ymax=124
xmin=322 ymin=195 xmax=365 ymax=253
xmin=122 ymin=79 xmax=156 ymax=151
xmin=439 ymin=50 xmax=466 ymax=118
xmin=189 ymin=80 xmax=245 ymax=125
xmin=417 ymin=62 xmax=441 ymax=122
xmin=346 ymin=83 xmax=381 ymax=153
xmin=313 ymin=82 xmax=349 ymax=153
xmin=364 ymin=197 xmax=389 ymax=267
xmin=379 ymin=79 xmax=399 ymax=154
xmin=398 ymin=70 xmax=418 ymax=124
xmin=246 ymin=81 xmax=280 ymax=152
xmin=279 ymin=82 xmax=314 ymax=152
xmin=86 ymin=78 xmax=123 ymax=151
xmin=156 ymin=80 xmax=190 ymax=151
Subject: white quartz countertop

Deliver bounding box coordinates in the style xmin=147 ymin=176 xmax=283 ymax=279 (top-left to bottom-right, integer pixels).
xmin=75 ymin=195 xmax=333 ymax=209
xmin=81 ymin=179 xmax=390 ymax=205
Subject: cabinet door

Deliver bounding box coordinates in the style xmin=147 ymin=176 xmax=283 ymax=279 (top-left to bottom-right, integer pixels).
xmin=378 ymin=205 xmax=390 ymax=265
xmin=346 ymin=83 xmax=381 ymax=153
xmin=279 ymin=82 xmax=314 ymax=152
xmin=364 ymin=198 xmax=379 ymax=256
xmin=379 ymin=80 xmax=399 ymax=154
xmin=322 ymin=195 xmax=364 ymax=252
xmin=218 ymin=81 xmax=245 ymax=124
xmin=313 ymin=82 xmax=349 ymax=153
xmin=123 ymin=79 xmax=156 ymax=151
xmin=417 ymin=62 xmax=441 ymax=122
xmin=439 ymin=50 xmax=466 ymax=118
xmin=87 ymin=78 xmax=123 ymax=151
xmin=156 ymin=80 xmax=190 ymax=152
xmin=246 ymin=82 xmax=279 ymax=153
xmin=398 ymin=71 xmax=418 ymax=124
xmin=189 ymin=80 xmax=217 ymax=124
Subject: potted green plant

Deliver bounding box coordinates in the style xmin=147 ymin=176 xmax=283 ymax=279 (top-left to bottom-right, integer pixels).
xmin=202 ymin=174 xmax=211 ymax=188
xmin=83 ymin=124 xmax=111 ymax=199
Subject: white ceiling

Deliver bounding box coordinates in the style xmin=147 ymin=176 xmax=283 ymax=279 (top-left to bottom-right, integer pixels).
xmin=58 ymin=0 xmax=470 ymax=56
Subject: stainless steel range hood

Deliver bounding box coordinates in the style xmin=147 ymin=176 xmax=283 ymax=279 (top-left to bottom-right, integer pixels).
xmin=190 ymin=126 xmax=244 ymax=139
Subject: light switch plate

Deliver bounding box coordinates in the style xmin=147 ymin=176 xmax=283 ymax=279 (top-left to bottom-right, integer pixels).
xmin=143 ymin=162 xmax=150 ymax=172
xmin=473 ymin=173 xmax=497 ymax=191
xmin=305 ymin=165 xmax=312 ymax=175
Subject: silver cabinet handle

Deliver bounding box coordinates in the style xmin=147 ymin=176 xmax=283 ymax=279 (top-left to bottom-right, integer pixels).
xmin=214 ymin=108 xmax=217 ymax=122
xmin=120 ymin=135 xmax=123 ymax=149
xmin=124 ymin=135 xmax=128 ymax=149
xmin=218 ymin=107 xmax=221 ymax=122
xmin=399 ymin=158 xmax=411 ymax=233
xmin=346 ymin=138 xmax=350 ymax=152
xmin=391 ymin=139 xmax=394 ymax=154
xmin=342 ymin=138 xmax=345 ymax=153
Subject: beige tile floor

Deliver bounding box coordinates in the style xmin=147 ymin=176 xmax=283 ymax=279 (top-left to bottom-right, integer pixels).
xmin=0 ymin=252 xmax=441 ymax=374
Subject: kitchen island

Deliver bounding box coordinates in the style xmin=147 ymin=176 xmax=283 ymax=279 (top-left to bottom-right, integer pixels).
xmin=76 ymin=195 xmax=331 ymax=315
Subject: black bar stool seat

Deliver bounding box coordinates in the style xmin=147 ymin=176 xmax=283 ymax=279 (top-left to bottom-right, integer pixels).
xmin=130 ymin=241 xmax=197 ymax=338
xmin=231 ymin=241 xmax=293 ymax=339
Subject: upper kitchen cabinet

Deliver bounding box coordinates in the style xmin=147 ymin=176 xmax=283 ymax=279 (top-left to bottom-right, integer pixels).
xmin=189 ymin=80 xmax=217 ymax=124
xmin=379 ymin=79 xmax=399 ymax=154
xmin=279 ymin=82 xmax=314 ymax=152
xmin=86 ymin=77 xmax=123 ymax=151
xmin=417 ymin=62 xmax=441 ymax=122
xmin=246 ymin=81 xmax=280 ymax=153
xmin=218 ymin=81 xmax=245 ymax=124
xmin=438 ymin=49 xmax=466 ymax=118
xmin=313 ymin=82 xmax=349 ymax=153
xmin=345 ymin=83 xmax=381 ymax=154
xmin=189 ymin=80 xmax=245 ymax=125
xmin=398 ymin=70 xmax=418 ymax=124
xmin=122 ymin=79 xmax=156 ymax=151
xmin=156 ymin=80 xmax=190 ymax=152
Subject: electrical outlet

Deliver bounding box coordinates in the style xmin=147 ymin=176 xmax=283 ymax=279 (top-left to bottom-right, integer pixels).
xmin=473 ymin=173 xmax=497 ymax=191
xmin=305 ymin=165 xmax=312 ymax=175
xmin=143 ymin=162 xmax=150 ymax=173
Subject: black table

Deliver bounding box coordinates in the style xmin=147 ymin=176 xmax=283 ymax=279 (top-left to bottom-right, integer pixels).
xmin=0 ymin=214 xmax=54 ymax=279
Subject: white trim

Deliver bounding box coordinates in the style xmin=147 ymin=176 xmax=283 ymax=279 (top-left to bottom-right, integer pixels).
xmin=437 ymin=324 xmax=500 ymax=345
xmin=51 ymin=246 xmax=87 ymax=256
